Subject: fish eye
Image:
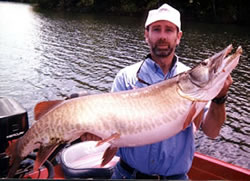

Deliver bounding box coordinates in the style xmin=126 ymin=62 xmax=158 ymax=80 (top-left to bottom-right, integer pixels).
xmin=201 ymin=59 xmax=209 ymax=66
xmin=201 ymin=61 xmax=208 ymax=66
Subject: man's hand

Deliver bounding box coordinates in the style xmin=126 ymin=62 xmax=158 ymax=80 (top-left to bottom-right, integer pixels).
xmin=65 ymin=91 xmax=91 ymax=100
xmin=215 ymin=75 xmax=233 ymax=98
xmin=202 ymin=75 xmax=233 ymax=138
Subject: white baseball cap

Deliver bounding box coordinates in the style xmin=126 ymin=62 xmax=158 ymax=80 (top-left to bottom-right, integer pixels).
xmin=145 ymin=3 xmax=181 ymax=31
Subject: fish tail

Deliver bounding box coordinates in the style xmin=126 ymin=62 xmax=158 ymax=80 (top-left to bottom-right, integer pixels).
xmin=6 ymin=140 xmax=23 ymax=178
xmin=7 ymin=156 xmax=23 ymax=178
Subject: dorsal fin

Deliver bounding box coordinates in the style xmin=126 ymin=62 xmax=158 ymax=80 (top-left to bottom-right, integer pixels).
xmin=34 ymin=100 xmax=64 ymax=120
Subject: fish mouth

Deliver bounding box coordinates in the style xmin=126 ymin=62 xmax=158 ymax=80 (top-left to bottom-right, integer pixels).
xmin=188 ymin=44 xmax=234 ymax=88
xmin=224 ymin=46 xmax=242 ymax=67
xmin=212 ymin=45 xmax=242 ymax=75
xmin=177 ymin=44 xmax=242 ymax=102
xmin=210 ymin=44 xmax=233 ymax=74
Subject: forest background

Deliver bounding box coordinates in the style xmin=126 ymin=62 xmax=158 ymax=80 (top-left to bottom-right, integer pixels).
xmin=2 ymin=0 xmax=250 ymax=25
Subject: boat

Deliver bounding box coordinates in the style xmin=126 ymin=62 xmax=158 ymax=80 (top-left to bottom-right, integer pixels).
xmin=0 ymin=96 xmax=249 ymax=179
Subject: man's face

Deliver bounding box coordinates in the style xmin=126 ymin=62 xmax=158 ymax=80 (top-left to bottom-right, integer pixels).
xmin=145 ymin=20 xmax=182 ymax=58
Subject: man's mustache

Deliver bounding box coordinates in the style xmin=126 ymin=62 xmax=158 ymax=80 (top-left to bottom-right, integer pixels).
xmin=156 ymin=40 xmax=169 ymax=46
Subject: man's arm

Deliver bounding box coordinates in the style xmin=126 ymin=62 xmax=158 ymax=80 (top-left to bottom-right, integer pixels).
xmin=202 ymin=75 xmax=233 ymax=138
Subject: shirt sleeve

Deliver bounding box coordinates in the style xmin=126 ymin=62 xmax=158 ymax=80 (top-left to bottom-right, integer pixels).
xmin=111 ymin=70 xmax=127 ymax=92
xmin=197 ymin=101 xmax=211 ymax=130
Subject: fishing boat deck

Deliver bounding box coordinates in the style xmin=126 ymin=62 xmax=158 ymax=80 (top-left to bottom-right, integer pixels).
xmin=188 ymin=152 xmax=249 ymax=180
xmin=24 ymin=152 xmax=250 ymax=180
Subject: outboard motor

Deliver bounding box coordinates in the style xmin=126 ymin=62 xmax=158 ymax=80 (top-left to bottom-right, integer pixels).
xmin=0 ymin=97 xmax=29 ymax=177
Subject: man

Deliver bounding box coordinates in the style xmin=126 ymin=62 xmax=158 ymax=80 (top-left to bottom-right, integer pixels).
xmin=109 ymin=3 xmax=232 ymax=180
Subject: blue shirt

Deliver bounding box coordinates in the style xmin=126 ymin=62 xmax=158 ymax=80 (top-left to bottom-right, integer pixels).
xmin=111 ymin=55 xmax=195 ymax=176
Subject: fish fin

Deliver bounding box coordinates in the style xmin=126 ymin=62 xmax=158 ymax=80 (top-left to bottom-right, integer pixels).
xmin=193 ymin=109 xmax=205 ymax=131
xmin=183 ymin=102 xmax=197 ymax=130
xmin=96 ymin=133 xmax=120 ymax=147
xmin=33 ymin=144 xmax=59 ymax=171
xmin=6 ymin=140 xmax=22 ymax=178
xmin=7 ymin=155 xmax=23 ymax=178
xmin=5 ymin=140 xmax=17 ymax=161
xmin=80 ymin=132 xmax=102 ymax=141
xmin=101 ymin=146 xmax=118 ymax=167
xmin=34 ymin=100 xmax=64 ymax=120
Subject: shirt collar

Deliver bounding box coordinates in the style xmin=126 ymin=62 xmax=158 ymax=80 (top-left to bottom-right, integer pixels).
xmin=145 ymin=54 xmax=178 ymax=79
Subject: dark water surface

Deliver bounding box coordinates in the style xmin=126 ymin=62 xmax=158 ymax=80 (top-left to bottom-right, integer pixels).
xmin=0 ymin=2 xmax=249 ymax=169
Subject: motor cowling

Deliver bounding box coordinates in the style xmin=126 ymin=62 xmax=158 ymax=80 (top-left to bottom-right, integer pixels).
xmin=0 ymin=97 xmax=29 ymax=177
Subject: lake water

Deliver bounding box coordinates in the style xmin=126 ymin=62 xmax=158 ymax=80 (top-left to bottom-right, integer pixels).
xmin=0 ymin=2 xmax=249 ymax=170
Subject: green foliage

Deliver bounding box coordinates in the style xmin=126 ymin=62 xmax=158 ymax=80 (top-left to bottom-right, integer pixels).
xmin=11 ymin=0 xmax=250 ymax=24
xmin=32 ymin=0 xmax=61 ymax=9
xmin=79 ymin=0 xmax=94 ymax=7
xmin=121 ymin=0 xmax=137 ymax=14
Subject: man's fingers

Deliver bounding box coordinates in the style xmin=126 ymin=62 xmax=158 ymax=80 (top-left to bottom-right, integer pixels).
xmin=216 ymin=75 xmax=233 ymax=98
xmin=65 ymin=91 xmax=91 ymax=100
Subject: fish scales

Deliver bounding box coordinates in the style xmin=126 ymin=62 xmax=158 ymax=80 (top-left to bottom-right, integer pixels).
xmin=66 ymin=82 xmax=190 ymax=145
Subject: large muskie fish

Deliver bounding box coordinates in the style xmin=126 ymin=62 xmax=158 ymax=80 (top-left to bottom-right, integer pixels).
xmin=6 ymin=45 xmax=242 ymax=177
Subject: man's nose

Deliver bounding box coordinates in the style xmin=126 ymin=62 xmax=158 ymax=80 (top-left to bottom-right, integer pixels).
xmin=158 ymin=34 xmax=168 ymax=42
xmin=159 ymin=30 xmax=168 ymax=39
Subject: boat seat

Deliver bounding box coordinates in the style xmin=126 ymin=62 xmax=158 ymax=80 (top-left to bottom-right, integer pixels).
xmin=59 ymin=141 xmax=119 ymax=179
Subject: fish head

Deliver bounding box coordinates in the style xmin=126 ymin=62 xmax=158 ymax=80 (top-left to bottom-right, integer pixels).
xmin=178 ymin=45 xmax=242 ymax=101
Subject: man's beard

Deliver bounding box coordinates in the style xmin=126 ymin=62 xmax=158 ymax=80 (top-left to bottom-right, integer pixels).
xmin=152 ymin=46 xmax=173 ymax=57
xmin=151 ymin=41 xmax=174 ymax=58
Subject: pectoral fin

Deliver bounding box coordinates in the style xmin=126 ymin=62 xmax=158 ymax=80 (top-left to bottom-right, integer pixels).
xmin=96 ymin=133 xmax=120 ymax=147
xmin=193 ymin=109 xmax=204 ymax=131
xmin=34 ymin=144 xmax=59 ymax=171
xmin=183 ymin=102 xmax=197 ymax=130
xmin=101 ymin=146 xmax=118 ymax=167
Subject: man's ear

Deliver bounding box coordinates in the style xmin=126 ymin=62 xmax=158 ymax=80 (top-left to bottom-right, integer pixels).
xmin=144 ymin=29 xmax=149 ymax=44
xmin=176 ymin=31 xmax=183 ymax=45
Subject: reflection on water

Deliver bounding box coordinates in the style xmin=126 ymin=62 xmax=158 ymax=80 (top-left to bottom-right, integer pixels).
xmin=0 ymin=2 xmax=249 ymax=169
